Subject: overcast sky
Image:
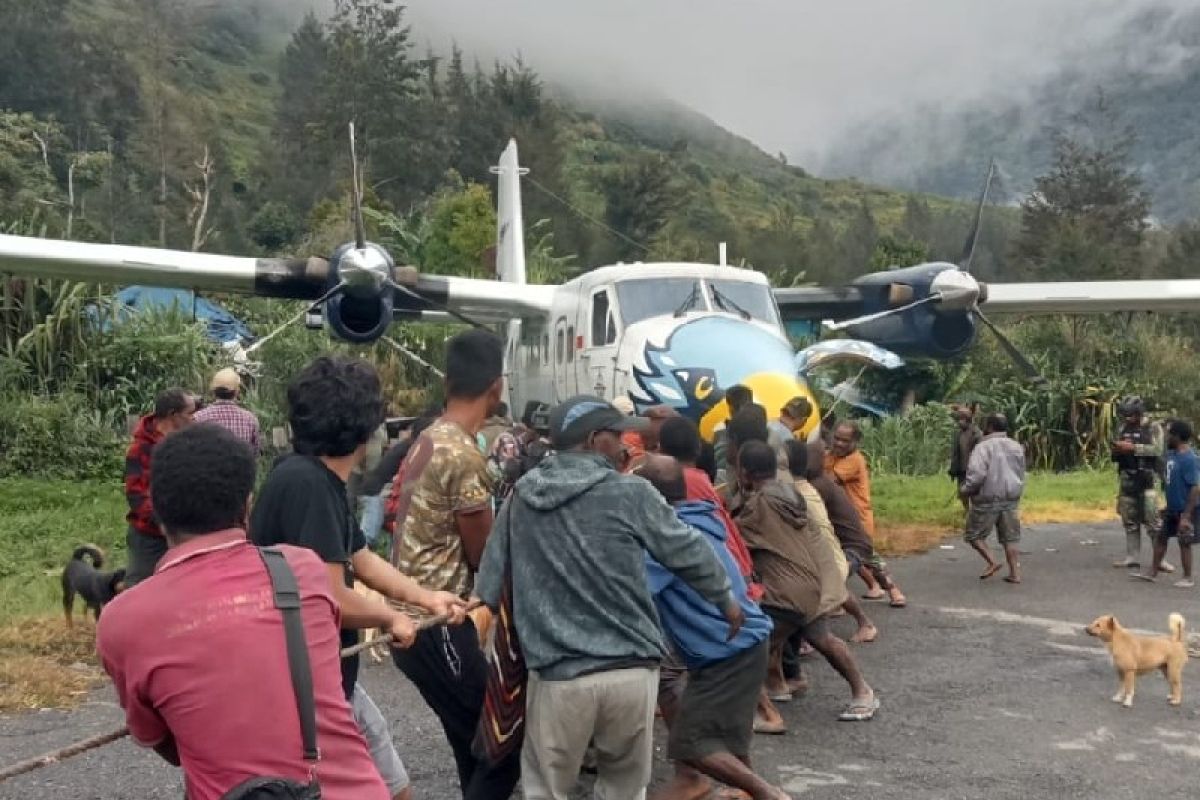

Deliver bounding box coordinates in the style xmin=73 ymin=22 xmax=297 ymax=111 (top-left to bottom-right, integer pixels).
xmin=401 ymin=0 xmax=1194 ymax=170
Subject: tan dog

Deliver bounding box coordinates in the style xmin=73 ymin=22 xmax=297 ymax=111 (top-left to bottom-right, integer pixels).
xmin=353 ymin=581 xmax=390 ymax=664
xmin=1084 ymin=613 xmax=1187 ymax=707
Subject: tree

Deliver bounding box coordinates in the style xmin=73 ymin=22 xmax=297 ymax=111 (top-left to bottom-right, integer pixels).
xmin=248 ymin=201 xmax=302 ymax=252
xmin=1018 ymin=92 xmax=1151 ymax=280
xmin=837 ymin=199 xmax=879 ymax=278
xmin=598 ymin=152 xmax=680 ymax=262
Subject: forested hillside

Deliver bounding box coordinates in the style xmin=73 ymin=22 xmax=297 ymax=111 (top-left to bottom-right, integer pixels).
xmin=5 ymin=0 xmax=1200 ymax=477
xmin=0 ymin=0 xmax=982 ymax=289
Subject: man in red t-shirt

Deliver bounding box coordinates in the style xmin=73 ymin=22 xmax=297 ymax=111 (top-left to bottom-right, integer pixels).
xmin=98 ymin=424 xmax=389 ymax=800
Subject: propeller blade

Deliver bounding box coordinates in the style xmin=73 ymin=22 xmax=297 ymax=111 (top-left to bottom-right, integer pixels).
xmin=349 ymin=121 xmax=367 ymax=251
xmin=823 ymin=293 xmax=940 ymax=332
xmin=959 ymin=157 xmax=996 ymax=273
xmin=972 ymin=308 xmax=1048 ymax=387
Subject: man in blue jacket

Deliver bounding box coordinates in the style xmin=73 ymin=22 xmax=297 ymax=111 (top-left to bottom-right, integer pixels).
xmin=636 ymin=455 xmax=785 ymax=800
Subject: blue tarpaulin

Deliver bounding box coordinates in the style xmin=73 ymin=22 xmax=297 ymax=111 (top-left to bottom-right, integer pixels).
xmin=91 ymin=286 xmax=254 ymax=344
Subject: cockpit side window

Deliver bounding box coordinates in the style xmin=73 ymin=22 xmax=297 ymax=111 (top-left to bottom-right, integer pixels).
xmin=591 ymin=289 xmax=618 ymax=346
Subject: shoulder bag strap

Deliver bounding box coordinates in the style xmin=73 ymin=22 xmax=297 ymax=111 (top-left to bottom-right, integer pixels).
xmin=257 ymin=547 xmax=320 ymax=763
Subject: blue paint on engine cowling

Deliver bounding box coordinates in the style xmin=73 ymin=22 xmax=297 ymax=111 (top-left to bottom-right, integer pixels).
xmin=843 ymin=263 xmax=977 ymax=358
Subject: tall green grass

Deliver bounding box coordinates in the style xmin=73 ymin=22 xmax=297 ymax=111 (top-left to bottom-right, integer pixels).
xmin=0 ymin=471 xmax=1119 ymax=622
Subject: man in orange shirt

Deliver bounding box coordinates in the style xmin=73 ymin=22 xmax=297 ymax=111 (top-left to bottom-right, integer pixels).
xmin=825 ymin=422 xmax=887 ymax=600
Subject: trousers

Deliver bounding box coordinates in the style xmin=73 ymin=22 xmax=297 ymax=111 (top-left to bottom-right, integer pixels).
xmin=391 ymin=619 xmax=521 ymax=800
xmin=522 ymin=667 xmax=659 ymax=800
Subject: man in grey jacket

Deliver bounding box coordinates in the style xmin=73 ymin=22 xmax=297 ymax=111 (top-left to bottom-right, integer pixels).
xmin=959 ymin=413 xmax=1026 ymax=584
xmin=476 ymin=395 xmax=743 ymax=800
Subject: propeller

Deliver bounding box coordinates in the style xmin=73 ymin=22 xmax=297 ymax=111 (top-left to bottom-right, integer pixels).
xmin=823 ymin=156 xmax=1048 ymax=386
xmin=958 ymin=158 xmax=995 ymax=273
xmin=349 ymin=120 xmax=367 ymax=252
xmin=957 ymin=158 xmax=1049 ymax=387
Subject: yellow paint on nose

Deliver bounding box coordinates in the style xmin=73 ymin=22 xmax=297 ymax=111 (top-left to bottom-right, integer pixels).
xmin=699 ymin=372 xmax=820 ymax=441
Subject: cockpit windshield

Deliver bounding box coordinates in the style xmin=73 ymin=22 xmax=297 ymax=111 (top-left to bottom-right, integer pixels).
xmin=707 ymin=279 xmax=778 ymax=324
xmin=615 ymin=278 xmax=702 ymax=325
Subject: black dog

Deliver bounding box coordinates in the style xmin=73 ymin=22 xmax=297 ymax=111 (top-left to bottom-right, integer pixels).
xmin=62 ymin=545 xmax=126 ymax=628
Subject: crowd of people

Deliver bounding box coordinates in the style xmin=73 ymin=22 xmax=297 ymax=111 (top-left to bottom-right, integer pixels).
xmin=95 ymin=332 xmax=1196 ymax=800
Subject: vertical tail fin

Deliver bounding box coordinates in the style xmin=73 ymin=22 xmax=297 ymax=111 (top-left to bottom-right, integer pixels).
xmin=1169 ymin=613 xmax=1185 ymax=643
xmin=490 ymin=139 xmax=528 ymax=285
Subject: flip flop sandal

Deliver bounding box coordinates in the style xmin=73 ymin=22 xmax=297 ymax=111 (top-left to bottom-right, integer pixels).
xmin=1003 ymin=575 xmax=1022 ymax=584
xmin=838 ymin=695 xmax=880 ymax=722
xmin=861 ymin=591 xmax=888 ymax=601
xmin=889 ymin=595 xmax=908 ymax=608
xmin=768 ymin=689 xmax=794 ymax=702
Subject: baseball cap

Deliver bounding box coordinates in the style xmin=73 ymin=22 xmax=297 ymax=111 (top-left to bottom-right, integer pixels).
xmin=549 ymin=395 xmax=649 ymax=449
xmin=210 ymin=367 xmax=242 ymax=392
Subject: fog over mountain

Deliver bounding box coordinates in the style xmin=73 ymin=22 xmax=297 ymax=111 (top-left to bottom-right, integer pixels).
xmin=402 ymin=0 xmax=1200 ymax=218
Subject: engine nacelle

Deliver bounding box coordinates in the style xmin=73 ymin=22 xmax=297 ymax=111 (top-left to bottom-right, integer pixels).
xmin=324 ymin=242 xmax=395 ymax=344
xmin=842 ymin=262 xmax=978 ymax=358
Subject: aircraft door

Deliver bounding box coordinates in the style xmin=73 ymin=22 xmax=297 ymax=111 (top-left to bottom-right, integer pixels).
xmin=582 ymin=287 xmax=620 ymax=398
xmin=553 ymin=315 xmax=569 ymax=402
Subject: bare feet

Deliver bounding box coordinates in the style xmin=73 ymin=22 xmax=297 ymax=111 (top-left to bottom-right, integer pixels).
xmin=650 ymin=768 xmax=711 ymax=800
xmin=1003 ymin=574 xmax=1022 ymax=584
xmin=888 ymin=588 xmax=907 ymax=608
xmin=980 ymin=563 xmax=1002 ymax=580
xmin=850 ymin=623 xmax=878 ymax=643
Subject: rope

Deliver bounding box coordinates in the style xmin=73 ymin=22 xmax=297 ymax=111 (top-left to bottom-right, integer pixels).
xmin=381 ymin=335 xmax=445 ymax=379
xmin=525 ymin=175 xmax=650 ymax=256
xmin=0 ymin=601 xmax=483 ymax=783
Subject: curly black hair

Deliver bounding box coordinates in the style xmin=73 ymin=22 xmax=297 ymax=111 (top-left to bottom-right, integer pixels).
xmin=445 ymin=329 xmax=504 ymax=399
xmin=151 ymin=423 xmax=256 ymax=536
xmin=287 ymin=356 xmax=384 ymax=457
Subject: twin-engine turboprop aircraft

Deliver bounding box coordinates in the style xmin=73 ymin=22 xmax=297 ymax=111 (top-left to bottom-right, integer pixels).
xmin=3 ymin=141 xmax=1200 ymax=439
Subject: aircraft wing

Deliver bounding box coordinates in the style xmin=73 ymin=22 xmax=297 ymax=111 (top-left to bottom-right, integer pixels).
xmin=981 ymin=279 xmax=1200 ymax=315
xmin=0 ymin=233 xmax=553 ymax=324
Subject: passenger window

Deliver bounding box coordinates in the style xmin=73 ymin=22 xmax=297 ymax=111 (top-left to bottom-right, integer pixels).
xmin=592 ymin=291 xmax=610 ymax=346
xmin=566 ymin=326 xmax=575 ymax=362
xmin=556 ymin=329 xmax=564 ymax=364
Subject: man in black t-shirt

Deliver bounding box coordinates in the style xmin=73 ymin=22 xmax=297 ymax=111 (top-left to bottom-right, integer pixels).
xmin=251 ymin=356 xmax=466 ymax=800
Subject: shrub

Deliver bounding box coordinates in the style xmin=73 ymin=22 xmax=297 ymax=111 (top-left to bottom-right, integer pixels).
xmin=859 ymin=402 xmax=958 ymax=476
xmin=0 ymin=394 xmax=123 ymax=479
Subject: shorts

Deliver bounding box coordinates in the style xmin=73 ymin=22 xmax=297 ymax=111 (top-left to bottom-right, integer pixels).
xmin=1159 ymin=511 xmax=1197 ymax=546
xmin=352 ymin=683 xmax=410 ymax=794
xmin=964 ymin=504 xmax=1021 ymax=545
xmin=668 ymin=641 xmax=768 ymax=762
xmin=657 ymin=647 xmax=687 ymax=715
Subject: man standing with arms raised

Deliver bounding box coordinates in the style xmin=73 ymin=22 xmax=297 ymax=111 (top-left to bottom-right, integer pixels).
xmin=387 ymin=329 xmax=522 ymax=800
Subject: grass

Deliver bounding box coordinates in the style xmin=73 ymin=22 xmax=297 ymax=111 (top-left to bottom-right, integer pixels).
xmin=0 ymin=471 xmax=1117 ymax=711
xmin=873 ymin=469 xmax=1116 ymax=555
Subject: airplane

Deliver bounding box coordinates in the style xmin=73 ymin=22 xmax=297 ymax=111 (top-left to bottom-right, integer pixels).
xmin=3 ymin=139 xmax=1200 ymax=443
